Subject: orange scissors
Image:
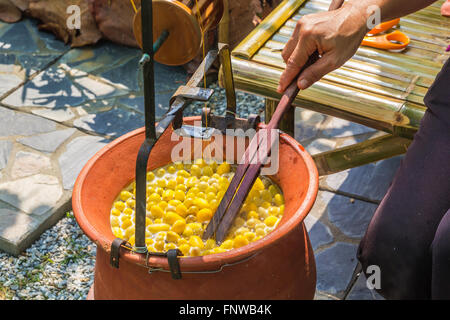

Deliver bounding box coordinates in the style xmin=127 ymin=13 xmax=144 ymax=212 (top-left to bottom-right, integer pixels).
xmin=361 ymin=18 xmax=410 ymax=51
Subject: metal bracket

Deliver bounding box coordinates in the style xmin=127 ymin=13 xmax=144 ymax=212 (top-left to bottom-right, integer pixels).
xmin=110 ymin=238 xmax=129 ymax=269
xmin=139 ymin=53 xmax=151 ymax=67
xmin=171 ymin=43 xmax=260 ymax=140
xmin=174 ymin=111 xmax=260 ymax=140
xmin=175 ymin=42 xmax=260 ymax=138
xmin=202 ymin=108 xmax=260 ymax=134
xmin=169 ymin=86 xmax=214 ymax=106
xmin=145 ymin=249 xmax=183 ymax=279
xmin=174 ymin=124 xmax=220 ymax=139
xmin=167 ymin=249 xmax=182 ymax=279
xmin=218 ymin=43 xmax=237 ymax=117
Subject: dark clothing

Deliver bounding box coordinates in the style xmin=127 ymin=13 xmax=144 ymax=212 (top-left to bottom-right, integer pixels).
xmin=357 ymin=59 xmax=450 ymax=299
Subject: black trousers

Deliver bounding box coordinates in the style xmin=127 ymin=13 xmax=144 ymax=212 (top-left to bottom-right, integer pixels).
xmin=357 ymin=59 xmax=450 ymax=299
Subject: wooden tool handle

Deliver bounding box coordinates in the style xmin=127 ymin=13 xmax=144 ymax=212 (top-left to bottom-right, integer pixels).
xmin=267 ymin=51 xmax=320 ymax=131
xmin=267 ymin=0 xmax=345 ymax=130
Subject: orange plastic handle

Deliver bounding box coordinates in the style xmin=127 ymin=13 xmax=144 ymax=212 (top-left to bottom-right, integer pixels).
xmin=367 ymin=18 xmax=400 ymax=35
xmin=362 ymin=30 xmax=410 ymax=50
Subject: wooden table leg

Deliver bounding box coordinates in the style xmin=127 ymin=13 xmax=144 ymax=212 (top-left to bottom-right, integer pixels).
xmin=265 ymin=98 xmax=295 ymax=136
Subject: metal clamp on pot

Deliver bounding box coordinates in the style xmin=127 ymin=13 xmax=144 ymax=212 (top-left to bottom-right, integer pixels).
xmin=145 ymin=249 xmax=183 ymax=279
xmin=110 ymin=238 xmax=131 ymax=269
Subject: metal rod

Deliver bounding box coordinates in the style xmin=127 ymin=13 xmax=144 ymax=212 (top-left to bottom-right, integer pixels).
xmin=141 ymin=0 xmax=156 ymax=142
xmin=139 ymin=30 xmax=169 ymax=66
xmin=153 ymin=29 xmax=170 ymax=53
xmin=135 ymin=0 xmax=156 ymax=252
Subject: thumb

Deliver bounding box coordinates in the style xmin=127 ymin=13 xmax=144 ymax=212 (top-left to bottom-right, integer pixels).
xmin=297 ymin=52 xmax=339 ymax=90
xmin=277 ymin=37 xmax=315 ymax=93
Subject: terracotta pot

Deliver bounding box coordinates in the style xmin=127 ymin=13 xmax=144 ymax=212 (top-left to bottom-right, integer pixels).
xmin=73 ymin=117 xmax=319 ymax=299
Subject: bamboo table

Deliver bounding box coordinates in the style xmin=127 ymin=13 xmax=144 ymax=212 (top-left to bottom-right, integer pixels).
xmin=230 ymin=0 xmax=450 ymax=176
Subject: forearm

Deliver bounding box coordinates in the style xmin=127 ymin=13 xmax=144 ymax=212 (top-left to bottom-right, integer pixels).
xmin=345 ymin=0 xmax=438 ymax=28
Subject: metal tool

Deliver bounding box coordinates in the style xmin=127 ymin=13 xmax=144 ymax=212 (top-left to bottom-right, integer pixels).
xmin=203 ymin=0 xmax=346 ymax=244
xmin=362 ymin=18 xmax=410 ymax=51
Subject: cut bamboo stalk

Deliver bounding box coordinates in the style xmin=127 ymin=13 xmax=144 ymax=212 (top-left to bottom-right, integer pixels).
xmin=395 ymin=102 xmax=427 ymax=138
xmin=260 ymin=33 xmax=443 ymax=76
xmin=251 ymin=51 xmax=439 ymax=83
xmin=232 ymin=0 xmax=308 ymax=59
xmin=255 ymin=44 xmax=441 ymax=72
xmin=313 ymin=134 xmax=411 ymax=176
xmin=279 ymin=22 xmax=446 ymax=55
xmin=218 ymin=0 xmax=229 ymax=44
xmin=307 ymin=0 xmax=450 ymax=30
xmin=250 ymin=50 xmax=437 ymax=95
xmin=398 ymin=19 xmax=450 ymax=37
xmin=275 ymin=26 xmax=443 ymax=60
xmin=253 ymin=47 xmax=431 ymax=102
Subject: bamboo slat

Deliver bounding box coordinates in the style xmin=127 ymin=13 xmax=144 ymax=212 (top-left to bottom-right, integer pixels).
xmin=232 ymin=58 xmax=405 ymax=127
xmin=232 ymin=0 xmax=308 ymax=59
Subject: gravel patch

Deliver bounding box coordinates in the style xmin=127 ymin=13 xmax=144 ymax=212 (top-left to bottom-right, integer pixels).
xmin=0 ymin=213 xmax=95 ymax=300
xmin=184 ymin=82 xmax=266 ymax=120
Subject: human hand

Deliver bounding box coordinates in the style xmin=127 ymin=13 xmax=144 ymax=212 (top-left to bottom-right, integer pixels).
xmin=277 ymin=3 xmax=369 ymax=93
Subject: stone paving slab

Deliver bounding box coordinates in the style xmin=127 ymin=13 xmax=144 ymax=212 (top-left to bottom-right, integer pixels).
xmin=315 ymin=242 xmax=359 ymax=298
xmin=10 ymin=151 xmax=52 ymax=179
xmin=2 ymin=64 xmax=126 ymax=111
xmin=0 ymin=140 xmax=13 ymax=170
xmin=306 ymin=190 xmax=380 ymax=299
xmin=0 ymin=174 xmax=63 ymax=215
xmin=321 ymin=116 xmax=377 ymax=139
xmin=295 ymin=107 xmax=403 ymax=203
xmin=0 ymin=19 xmax=68 ymax=99
xmin=73 ymin=104 xmax=144 ymax=139
xmin=0 ymin=105 xmax=108 ymax=255
xmin=58 ymin=136 xmax=110 ymax=190
xmin=317 ymin=191 xmax=377 ymax=239
xmin=320 ymin=155 xmax=403 ymax=203
xmin=0 ymin=106 xmax=57 ymax=136
xmin=0 ymin=202 xmax=42 ymax=255
xmin=18 ymin=129 xmax=77 ymax=153
xmin=304 ymin=214 xmax=334 ymax=251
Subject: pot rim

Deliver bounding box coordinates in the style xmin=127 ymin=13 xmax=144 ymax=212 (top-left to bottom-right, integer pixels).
xmin=73 ymin=117 xmax=319 ymax=271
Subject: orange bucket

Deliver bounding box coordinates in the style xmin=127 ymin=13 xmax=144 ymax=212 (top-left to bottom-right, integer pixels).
xmin=72 ymin=117 xmax=319 ymax=299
